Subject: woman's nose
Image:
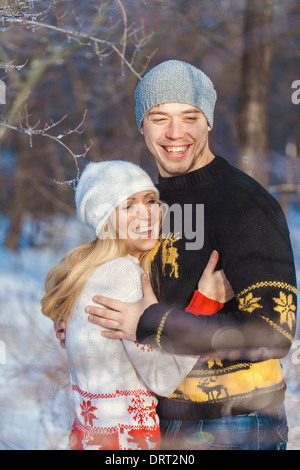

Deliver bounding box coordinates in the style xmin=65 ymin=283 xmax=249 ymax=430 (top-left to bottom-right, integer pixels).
xmin=135 ymin=204 xmax=150 ymax=219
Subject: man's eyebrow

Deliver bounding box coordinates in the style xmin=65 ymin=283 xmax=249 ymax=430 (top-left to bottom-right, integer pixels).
xmin=182 ymin=108 xmax=202 ymax=114
xmin=147 ymin=108 xmax=202 ymax=116
xmin=147 ymin=110 xmax=168 ymax=116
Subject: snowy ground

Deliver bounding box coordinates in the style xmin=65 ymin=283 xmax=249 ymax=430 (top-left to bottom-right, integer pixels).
xmin=0 ymin=206 xmax=299 ymax=450
xmin=0 ymin=215 xmax=93 ymax=450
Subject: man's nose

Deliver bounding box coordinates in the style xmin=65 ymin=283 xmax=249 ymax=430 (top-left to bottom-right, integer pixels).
xmin=165 ymin=119 xmax=185 ymax=140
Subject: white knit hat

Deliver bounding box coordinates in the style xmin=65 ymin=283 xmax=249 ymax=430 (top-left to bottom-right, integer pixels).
xmin=75 ymin=160 xmax=160 ymax=238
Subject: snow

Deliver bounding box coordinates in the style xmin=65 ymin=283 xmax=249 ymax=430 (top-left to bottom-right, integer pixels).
xmin=0 ymin=215 xmax=93 ymax=450
xmin=0 ymin=207 xmax=299 ymax=450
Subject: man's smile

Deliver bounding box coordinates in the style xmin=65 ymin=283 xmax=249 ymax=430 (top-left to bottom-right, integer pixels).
xmin=161 ymin=144 xmax=192 ymax=158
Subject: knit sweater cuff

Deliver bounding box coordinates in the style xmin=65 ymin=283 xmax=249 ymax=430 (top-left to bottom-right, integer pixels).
xmin=185 ymin=291 xmax=223 ymax=316
xmin=137 ymin=293 xmax=223 ymax=344
xmin=137 ymin=303 xmax=166 ymax=345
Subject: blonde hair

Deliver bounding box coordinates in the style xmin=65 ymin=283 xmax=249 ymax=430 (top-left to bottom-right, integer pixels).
xmin=41 ymin=212 xmax=158 ymax=325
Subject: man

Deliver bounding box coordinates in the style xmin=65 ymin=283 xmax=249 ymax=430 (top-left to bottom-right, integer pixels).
xmin=58 ymin=60 xmax=297 ymax=450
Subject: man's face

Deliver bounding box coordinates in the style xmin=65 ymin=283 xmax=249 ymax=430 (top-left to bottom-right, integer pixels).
xmin=140 ymin=102 xmax=213 ymax=177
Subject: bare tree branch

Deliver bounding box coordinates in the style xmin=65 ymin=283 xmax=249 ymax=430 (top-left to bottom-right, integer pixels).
xmin=0 ymin=58 xmax=28 ymax=71
xmin=0 ymin=0 xmax=147 ymax=80
xmin=116 ymin=0 xmax=128 ymax=75
xmin=0 ymin=109 xmax=92 ymax=187
xmin=13 ymin=18 xmax=142 ymax=79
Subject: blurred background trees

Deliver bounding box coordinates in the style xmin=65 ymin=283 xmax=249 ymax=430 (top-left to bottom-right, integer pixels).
xmin=237 ymin=0 xmax=273 ymax=188
xmin=1 ymin=1 xmax=299 ymax=451
xmin=0 ymin=0 xmax=299 ymax=250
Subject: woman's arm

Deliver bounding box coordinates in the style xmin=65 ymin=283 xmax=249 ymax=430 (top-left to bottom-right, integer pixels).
xmin=80 ymin=257 xmax=199 ymax=396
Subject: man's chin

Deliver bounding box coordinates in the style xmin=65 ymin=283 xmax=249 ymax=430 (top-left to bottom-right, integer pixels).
xmin=157 ymin=159 xmax=197 ymax=178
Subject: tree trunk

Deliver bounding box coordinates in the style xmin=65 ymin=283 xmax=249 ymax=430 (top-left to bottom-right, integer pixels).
xmin=5 ymin=148 xmax=25 ymax=251
xmin=237 ymin=0 xmax=273 ymax=188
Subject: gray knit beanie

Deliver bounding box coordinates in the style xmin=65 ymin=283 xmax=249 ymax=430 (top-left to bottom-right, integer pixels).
xmin=135 ymin=60 xmax=217 ymax=129
xmin=75 ymin=160 xmax=159 ymax=238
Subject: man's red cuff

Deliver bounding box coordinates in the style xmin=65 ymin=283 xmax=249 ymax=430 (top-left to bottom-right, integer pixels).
xmin=186 ymin=290 xmax=223 ymax=316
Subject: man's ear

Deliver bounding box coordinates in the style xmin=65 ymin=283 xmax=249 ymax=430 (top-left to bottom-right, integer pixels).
xmin=206 ymin=118 xmax=212 ymax=132
xmin=140 ymin=124 xmax=144 ymax=135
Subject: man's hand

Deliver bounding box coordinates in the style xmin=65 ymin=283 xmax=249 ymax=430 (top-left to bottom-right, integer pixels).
xmin=198 ymin=250 xmax=235 ymax=303
xmin=54 ymin=321 xmax=67 ymax=349
xmin=86 ymin=273 xmax=158 ymax=340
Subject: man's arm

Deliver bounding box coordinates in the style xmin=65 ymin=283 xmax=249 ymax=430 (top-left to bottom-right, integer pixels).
xmin=88 ymin=207 xmax=297 ymax=362
xmin=86 ymin=250 xmax=233 ymax=339
xmin=136 ymin=208 xmax=297 ymax=361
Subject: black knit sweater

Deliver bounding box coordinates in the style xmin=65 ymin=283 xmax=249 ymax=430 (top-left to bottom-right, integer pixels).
xmin=137 ymin=155 xmax=297 ymax=420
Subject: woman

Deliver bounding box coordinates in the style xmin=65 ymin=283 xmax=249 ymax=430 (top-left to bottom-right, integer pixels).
xmin=41 ymin=160 xmax=233 ymax=450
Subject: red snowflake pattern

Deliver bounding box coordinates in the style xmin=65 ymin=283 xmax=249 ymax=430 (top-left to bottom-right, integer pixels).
xmin=134 ymin=341 xmax=154 ymax=352
xmin=128 ymin=396 xmax=157 ymax=426
xmin=80 ymin=399 xmax=98 ymax=427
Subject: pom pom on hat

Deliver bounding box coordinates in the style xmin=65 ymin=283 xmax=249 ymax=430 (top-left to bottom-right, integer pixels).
xmin=135 ymin=60 xmax=217 ymax=129
xmin=75 ymin=160 xmax=159 ymax=238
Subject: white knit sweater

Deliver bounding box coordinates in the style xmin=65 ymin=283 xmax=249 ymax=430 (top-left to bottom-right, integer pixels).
xmin=66 ymin=255 xmax=198 ymax=450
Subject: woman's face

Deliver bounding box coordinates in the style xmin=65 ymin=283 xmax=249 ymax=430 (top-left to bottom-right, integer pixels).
xmin=116 ymin=190 xmax=161 ymax=259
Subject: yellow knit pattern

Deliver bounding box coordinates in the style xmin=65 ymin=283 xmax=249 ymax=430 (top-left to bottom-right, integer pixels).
xmin=168 ymin=359 xmax=284 ymax=404
xmin=236 ymin=281 xmax=297 ymax=344
xmin=237 ymin=281 xmax=297 ymax=298
xmin=162 ymin=280 xmax=297 ymax=406
xmin=156 ymin=309 xmax=172 ymax=349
